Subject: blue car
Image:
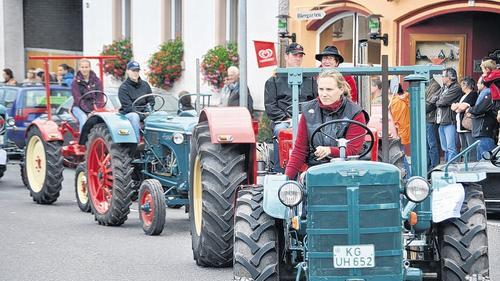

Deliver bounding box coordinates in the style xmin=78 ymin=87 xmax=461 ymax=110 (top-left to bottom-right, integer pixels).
xmin=0 ymin=84 xmax=72 ymax=148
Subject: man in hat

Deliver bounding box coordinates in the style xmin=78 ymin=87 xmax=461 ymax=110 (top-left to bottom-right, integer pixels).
xmin=118 ymin=60 xmax=154 ymax=141
xmin=315 ymin=45 xmax=358 ymax=102
xmin=264 ymin=42 xmax=318 ymax=172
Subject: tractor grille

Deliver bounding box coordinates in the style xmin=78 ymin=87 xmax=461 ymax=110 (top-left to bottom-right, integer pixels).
xmin=306 ymin=161 xmax=403 ymax=281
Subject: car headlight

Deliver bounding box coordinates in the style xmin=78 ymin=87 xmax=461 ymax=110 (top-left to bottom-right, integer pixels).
xmin=405 ymin=176 xmax=430 ymax=203
xmin=6 ymin=117 xmax=15 ymax=127
xmin=172 ymin=132 xmax=184 ymax=144
xmin=278 ymin=181 xmax=303 ymax=207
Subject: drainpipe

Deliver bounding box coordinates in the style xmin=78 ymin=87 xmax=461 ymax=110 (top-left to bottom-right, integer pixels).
xmin=238 ymin=0 xmax=248 ymax=108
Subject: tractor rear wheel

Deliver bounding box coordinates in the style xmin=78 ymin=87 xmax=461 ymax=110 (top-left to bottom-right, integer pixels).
xmin=86 ymin=123 xmax=134 ymax=226
xmin=75 ymin=163 xmax=90 ymax=212
xmin=437 ymin=182 xmax=489 ymax=281
xmin=189 ymin=121 xmax=247 ymax=267
xmin=233 ymin=188 xmax=279 ymax=281
xmin=20 ymin=163 xmax=28 ymax=188
xmin=25 ymin=127 xmax=64 ymax=204
xmin=139 ymin=179 xmax=166 ymax=236
xmin=378 ymin=138 xmax=408 ymax=178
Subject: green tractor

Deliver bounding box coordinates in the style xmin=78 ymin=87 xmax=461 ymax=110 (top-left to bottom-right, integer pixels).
xmin=226 ymin=66 xmax=490 ymax=280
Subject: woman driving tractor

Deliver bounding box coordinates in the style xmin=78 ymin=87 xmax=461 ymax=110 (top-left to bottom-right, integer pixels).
xmin=285 ymin=69 xmax=370 ymax=179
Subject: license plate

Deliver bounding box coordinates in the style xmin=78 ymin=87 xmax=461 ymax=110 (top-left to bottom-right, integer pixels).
xmin=333 ymin=244 xmax=375 ymax=268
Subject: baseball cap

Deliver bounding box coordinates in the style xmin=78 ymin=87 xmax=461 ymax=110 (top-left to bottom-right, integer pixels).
xmin=286 ymin=43 xmax=305 ymax=55
xmin=126 ymin=61 xmax=140 ymax=70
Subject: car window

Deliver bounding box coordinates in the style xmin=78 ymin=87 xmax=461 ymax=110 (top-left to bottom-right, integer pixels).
xmin=24 ymin=89 xmax=72 ymax=108
xmin=4 ymin=89 xmax=17 ymax=108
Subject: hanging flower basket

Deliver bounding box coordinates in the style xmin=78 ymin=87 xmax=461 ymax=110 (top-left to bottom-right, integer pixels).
xmin=101 ymin=39 xmax=133 ymax=81
xmin=147 ymin=38 xmax=184 ymax=90
xmin=200 ymin=44 xmax=239 ymax=90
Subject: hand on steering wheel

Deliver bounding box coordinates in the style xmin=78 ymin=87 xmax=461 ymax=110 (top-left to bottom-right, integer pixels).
xmin=78 ymin=90 xmax=108 ymax=113
xmin=131 ymin=93 xmax=166 ymax=114
xmin=309 ymin=119 xmax=375 ymax=161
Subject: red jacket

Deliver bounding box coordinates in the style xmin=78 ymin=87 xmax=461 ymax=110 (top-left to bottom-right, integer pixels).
xmin=484 ymin=69 xmax=500 ymax=101
xmin=345 ymin=75 xmax=358 ymax=102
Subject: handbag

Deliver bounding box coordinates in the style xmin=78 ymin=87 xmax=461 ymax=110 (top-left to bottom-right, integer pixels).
xmin=462 ymin=113 xmax=473 ymax=130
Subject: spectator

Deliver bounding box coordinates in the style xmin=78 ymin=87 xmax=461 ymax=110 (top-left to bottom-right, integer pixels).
xmin=367 ymin=76 xmax=399 ymax=139
xmin=264 ymin=42 xmax=317 ymax=173
xmin=178 ymin=90 xmax=195 ymax=113
xmin=481 ymin=59 xmax=500 ymax=119
xmin=451 ymin=77 xmax=478 ymax=161
xmin=221 ymin=66 xmax=253 ymax=115
xmin=466 ymin=77 xmax=497 ymax=159
xmin=435 ymin=68 xmax=462 ymax=162
xmin=425 ymin=78 xmax=442 ymax=168
xmin=57 ymin=63 xmax=74 ymax=86
xmin=71 ymin=59 xmax=103 ymax=130
xmin=2 ymin=68 xmax=17 ymax=85
xmin=23 ymin=68 xmax=37 ymax=84
xmin=389 ymin=84 xmax=411 ymax=153
xmin=315 ymin=46 xmax=358 ymax=102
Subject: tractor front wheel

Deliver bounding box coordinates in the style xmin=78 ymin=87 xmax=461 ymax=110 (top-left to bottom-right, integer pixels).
xmin=25 ymin=127 xmax=64 ymax=204
xmin=75 ymin=163 xmax=90 ymax=212
xmin=139 ymin=179 xmax=166 ymax=235
xmin=189 ymin=121 xmax=247 ymax=267
xmin=86 ymin=124 xmax=134 ymax=226
xmin=437 ymin=182 xmax=489 ymax=280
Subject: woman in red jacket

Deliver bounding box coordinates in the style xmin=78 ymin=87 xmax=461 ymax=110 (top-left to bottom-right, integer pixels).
xmin=285 ymin=69 xmax=369 ymax=179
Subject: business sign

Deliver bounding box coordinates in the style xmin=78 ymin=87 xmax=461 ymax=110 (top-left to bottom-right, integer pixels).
xmin=253 ymin=41 xmax=277 ymax=68
xmin=296 ymin=10 xmax=326 ymax=20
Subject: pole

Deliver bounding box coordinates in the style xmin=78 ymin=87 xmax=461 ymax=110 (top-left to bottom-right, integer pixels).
xmin=238 ymin=0 xmax=248 ymax=108
xmin=381 ymin=55 xmax=389 ymax=163
xmin=43 ymin=59 xmax=52 ymax=121
xmin=277 ymin=0 xmax=289 ymax=67
xmin=196 ymin=58 xmax=201 ymax=114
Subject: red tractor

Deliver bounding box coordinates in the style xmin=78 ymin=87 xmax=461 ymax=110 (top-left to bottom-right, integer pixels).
xmin=23 ymin=55 xmax=116 ymax=206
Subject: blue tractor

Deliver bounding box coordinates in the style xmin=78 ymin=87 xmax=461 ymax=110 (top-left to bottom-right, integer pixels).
xmin=229 ymin=66 xmax=490 ymax=281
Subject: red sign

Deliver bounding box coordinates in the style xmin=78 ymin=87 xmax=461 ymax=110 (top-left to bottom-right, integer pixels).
xmin=254 ymin=41 xmax=277 ymax=68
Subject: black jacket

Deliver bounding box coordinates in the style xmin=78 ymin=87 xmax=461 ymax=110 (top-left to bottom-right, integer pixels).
xmin=469 ymin=88 xmax=498 ymax=138
xmin=118 ymin=77 xmax=153 ymax=115
xmin=264 ymin=76 xmax=317 ymax=122
xmin=425 ymin=79 xmax=442 ymax=123
xmin=435 ymin=82 xmax=463 ymax=125
xmin=227 ymin=82 xmax=254 ymax=115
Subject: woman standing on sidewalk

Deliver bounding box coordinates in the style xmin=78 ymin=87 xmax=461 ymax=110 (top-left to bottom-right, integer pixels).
xmin=452 ymin=77 xmax=478 ymax=160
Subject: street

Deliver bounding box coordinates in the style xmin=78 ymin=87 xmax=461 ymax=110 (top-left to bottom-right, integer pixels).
xmin=1 ymin=166 xmax=499 ymax=281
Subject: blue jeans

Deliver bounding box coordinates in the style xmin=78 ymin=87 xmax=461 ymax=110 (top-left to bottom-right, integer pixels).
xmin=125 ymin=112 xmax=140 ymax=141
xmin=477 ymin=137 xmax=496 ymax=160
xmin=438 ymin=124 xmax=458 ymax=162
xmin=426 ymin=123 xmax=440 ymax=169
xmin=72 ymin=107 xmax=88 ymax=131
xmin=273 ymin=122 xmax=290 ymax=173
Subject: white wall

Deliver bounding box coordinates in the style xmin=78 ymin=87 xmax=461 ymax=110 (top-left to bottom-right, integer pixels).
xmin=0 ymin=0 xmax=25 ymax=81
xmin=0 ymin=0 xmax=5 ymax=70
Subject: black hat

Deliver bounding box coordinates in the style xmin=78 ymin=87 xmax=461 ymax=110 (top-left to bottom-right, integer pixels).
xmin=286 ymin=43 xmax=305 ymax=55
xmin=315 ymin=45 xmax=344 ymax=64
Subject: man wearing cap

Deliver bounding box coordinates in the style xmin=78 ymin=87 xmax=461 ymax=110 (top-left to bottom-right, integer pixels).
xmin=264 ymin=42 xmax=318 ymax=172
xmin=315 ymin=46 xmax=358 ymax=102
xmin=118 ymin=61 xmax=154 ymax=141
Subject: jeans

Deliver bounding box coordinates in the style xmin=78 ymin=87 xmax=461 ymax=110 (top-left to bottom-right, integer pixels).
xmin=477 ymin=137 xmax=496 ymax=160
xmin=458 ymin=132 xmax=477 ymax=161
xmin=273 ymin=122 xmax=290 ymax=173
xmin=125 ymin=112 xmax=140 ymax=141
xmin=72 ymin=107 xmax=88 ymax=131
xmin=426 ymin=123 xmax=440 ymax=169
xmin=438 ymin=124 xmax=458 ymax=162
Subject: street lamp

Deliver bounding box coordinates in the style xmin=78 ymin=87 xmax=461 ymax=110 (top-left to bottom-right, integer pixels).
xmin=368 ymin=14 xmax=388 ymax=46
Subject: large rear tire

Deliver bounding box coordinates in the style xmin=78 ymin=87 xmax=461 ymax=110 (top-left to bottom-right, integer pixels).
xmin=20 ymin=163 xmax=28 ymax=188
xmin=378 ymin=138 xmax=407 ymax=178
xmin=189 ymin=121 xmax=247 ymax=267
xmin=437 ymin=183 xmax=489 ymax=280
xmin=233 ymin=188 xmax=279 ymax=281
xmin=139 ymin=179 xmax=166 ymax=236
xmin=75 ymin=163 xmax=91 ymax=212
xmin=86 ymin=124 xmax=134 ymax=226
xmin=25 ymin=127 xmax=64 ymax=204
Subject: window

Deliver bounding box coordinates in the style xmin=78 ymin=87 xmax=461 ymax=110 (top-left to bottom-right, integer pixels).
xmin=4 ymin=90 xmax=17 ymax=109
xmin=112 ymin=0 xmax=131 ymax=40
xmin=226 ymin=0 xmax=238 ymax=43
xmin=122 ymin=0 xmax=131 ymax=39
xmin=24 ymin=90 xmax=71 ymax=109
xmin=172 ymin=0 xmax=183 ymax=39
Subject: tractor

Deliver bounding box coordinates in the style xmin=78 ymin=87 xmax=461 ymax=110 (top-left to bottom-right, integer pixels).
xmin=189 ymin=64 xmax=490 ymax=280
xmin=23 ymin=55 xmax=117 ymax=205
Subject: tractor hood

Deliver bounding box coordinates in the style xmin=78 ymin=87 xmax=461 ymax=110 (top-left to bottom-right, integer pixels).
xmin=145 ymin=111 xmax=198 ymax=134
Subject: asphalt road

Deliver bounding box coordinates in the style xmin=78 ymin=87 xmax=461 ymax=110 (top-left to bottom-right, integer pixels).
xmin=0 ymin=165 xmax=499 ymax=281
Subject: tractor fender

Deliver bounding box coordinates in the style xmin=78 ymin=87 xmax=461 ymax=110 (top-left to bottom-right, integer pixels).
xmin=262 ymin=174 xmax=289 ymax=219
xmin=79 ymin=112 xmax=138 ymax=145
xmin=26 ymin=119 xmax=63 ymax=142
xmin=198 ymin=107 xmax=255 ymax=143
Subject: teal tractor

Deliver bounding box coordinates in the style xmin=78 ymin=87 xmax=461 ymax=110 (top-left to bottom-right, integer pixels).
xmin=230 ymin=66 xmax=489 ymax=281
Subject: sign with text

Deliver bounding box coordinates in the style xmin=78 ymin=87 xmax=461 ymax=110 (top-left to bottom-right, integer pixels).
xmin=296 ymin=10 xmax=325 ymax=20
xmin=253 ymin=41 xmax=277 ymax=68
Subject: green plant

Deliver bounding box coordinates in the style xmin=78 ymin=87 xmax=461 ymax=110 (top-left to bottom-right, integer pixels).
xmin=101 ymin=39 xmax=133 ymax=81
xmin=201 ymin=44 xmax=239 ymax=90
xmin=257 ymin=113 xmax=273 ymax=143
xmin=147 ymin=39 xmax=184 ymax=89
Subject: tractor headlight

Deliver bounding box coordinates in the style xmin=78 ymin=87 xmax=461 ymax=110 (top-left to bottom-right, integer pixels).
xmin=6 ymin=117 xmax=15 ymax=127
xmin=172 ymin=132 xmax=184 ymax=144
xmin=405 ymin=176 xmax=430 ymax=203
xmin=278 ymin=181 xmax=303 ymax=207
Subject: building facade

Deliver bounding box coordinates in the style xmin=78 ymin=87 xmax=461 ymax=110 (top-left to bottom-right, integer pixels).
xmin=288 ymin=0 xmax=500 ymax=81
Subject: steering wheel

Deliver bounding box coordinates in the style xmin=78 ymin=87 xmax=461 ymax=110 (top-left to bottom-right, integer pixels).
xmin=488 ymin=146 xmax=500 ymax=168
xmin=310 ymin=119 xmax=375 ymax=160
xmin=78 ymin=90 xmax=108 ymax=113
xmin=131 ymin=93 xmax=166 ymax=114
